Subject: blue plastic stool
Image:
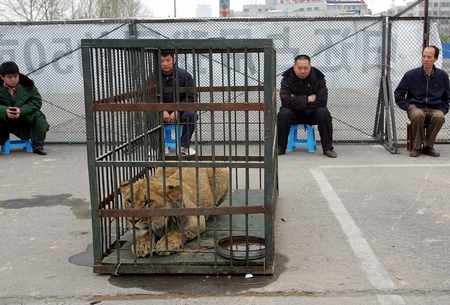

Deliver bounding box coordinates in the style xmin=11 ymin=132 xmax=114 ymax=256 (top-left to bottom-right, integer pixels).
xmin=164 ymin=124 xmax=182 ymax=150
xmin=287 ymin=124 xmax=316 ymax=153
xmin=1 ymin=138 xmax=33 ymax=155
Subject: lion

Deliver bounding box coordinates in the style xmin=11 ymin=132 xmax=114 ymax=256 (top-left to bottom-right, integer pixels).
xmin=120 ymin=167 xmax=229 ymax=257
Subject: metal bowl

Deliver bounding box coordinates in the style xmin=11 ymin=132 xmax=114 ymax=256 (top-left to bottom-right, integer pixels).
xmin=216 ymin=236 xmax=266 ymax=261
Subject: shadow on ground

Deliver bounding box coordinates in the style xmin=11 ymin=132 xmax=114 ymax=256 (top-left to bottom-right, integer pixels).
xmin=107 ymin=254 xmax=287 ymax=294
xmin=0 ymin=194 xmax=90 ymax=219
xmin=69 ymin=244 xmax=286 ymax=293
xmin=69 ymin=244 xmax=94 ymax=267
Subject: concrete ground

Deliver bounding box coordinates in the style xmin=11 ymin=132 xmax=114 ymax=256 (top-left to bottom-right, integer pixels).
xmin=0 ymin=144 xmax=449 ymax=305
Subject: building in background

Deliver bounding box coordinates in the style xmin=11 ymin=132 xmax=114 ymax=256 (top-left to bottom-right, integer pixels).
xmin=326 ymin=0 xmax=371 ymax=16
xmin=233 ymin=0 xmax=370 ymax=17
xmin=220 ymin=0 xmax=230 ymax=17
xmin=382 ymin=0 xmax=450 ymax=39
xmin=235 ymin=0 xmax=326 ymax=17
xmin=196 ymin=4 xmax=212 ymax=17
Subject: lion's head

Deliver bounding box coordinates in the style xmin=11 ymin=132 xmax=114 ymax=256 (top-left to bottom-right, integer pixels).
xmin=119 ymin=176 xmax=182 ymax=235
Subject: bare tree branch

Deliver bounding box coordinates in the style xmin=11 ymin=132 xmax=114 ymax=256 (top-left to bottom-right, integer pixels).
xmin=0 ymin=0 xmax=150 ymax=20
xmin=0 ymin=0 xmax=61 ymax=21
xmin=41 ymin=0 xmax=70 ymax=20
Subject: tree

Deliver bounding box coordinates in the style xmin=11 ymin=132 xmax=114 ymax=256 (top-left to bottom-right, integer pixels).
xmin=122 ymin=0 xmax=141 ymax=17
xmin=41 ymin=0 xmax=70 ymax=20
xmin=96 ymin=0 xmax=146 ymax=18
xmin=70 ymin=0 xmax=97 ymax=19
xmin=72 ymin=0 xmax=148 ymax=19
xmin=441 ymin=33 xmax=450 ymax=44
xmin=0 ymin=0 xmax=148 ymax=20
xmin=0 ymin=0 xmax=70 ymax=21
xmin=0 ymin=0 xmax=44 ymax=21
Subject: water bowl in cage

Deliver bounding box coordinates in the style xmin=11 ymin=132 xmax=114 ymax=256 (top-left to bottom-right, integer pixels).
xmin=216 ymin=236 xmax=266 ymax=261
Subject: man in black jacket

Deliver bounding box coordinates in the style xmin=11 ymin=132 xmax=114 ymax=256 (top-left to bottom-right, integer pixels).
xmin=160 ymin=51 xmax=197 ymax=155
xmin=277 ymin=55 xmax=337 ymax=158
xmin=395 ymin=46 xmax=449 ymax=157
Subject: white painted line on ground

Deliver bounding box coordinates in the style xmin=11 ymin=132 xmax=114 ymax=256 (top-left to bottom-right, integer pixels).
xmin=310 ymin=168 xmax=406 ymax=305
xmin=376 ymin=294 xmax=408 ymax=305
xmin=320 ymin=163 xmax=450 ymax=169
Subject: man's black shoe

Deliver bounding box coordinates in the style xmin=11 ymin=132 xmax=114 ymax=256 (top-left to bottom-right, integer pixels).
xmin=409 ymin=149 xmax=420 ymax=157
xmin=422 ymin=146 xmax=440 ymax=157
xmin=278 ymin=147 xmax=286 ymax=155
xmin=324 ymin=149 xmax=337 ymax=158
xmin=33 ymin=148 xmax=47 ymax=155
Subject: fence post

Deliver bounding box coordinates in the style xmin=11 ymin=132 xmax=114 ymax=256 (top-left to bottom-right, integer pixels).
xmin=384 ymin=17 xmax=399 ymax=154
xmin=423 ymin=0 xmax=430 ymax=48
xmin=374 ymin=17 xmax=388 ymax=141
xmin=128 ymin=20 xmax=138 ymax=39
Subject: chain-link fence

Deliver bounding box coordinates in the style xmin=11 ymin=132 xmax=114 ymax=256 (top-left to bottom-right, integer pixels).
xmin=390 ymin=16 xmax=450 ymax=143
xmin=0 ymin=21 xmax=131 ymax=143
xmin=2 ymin=12 xmax=449 ymax=145
xmin=136 ymin=18 xmax=384 ymax=143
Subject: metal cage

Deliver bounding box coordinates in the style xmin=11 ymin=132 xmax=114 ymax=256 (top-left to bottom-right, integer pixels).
xmin=82 ymin=39 xmax=278 ymax=274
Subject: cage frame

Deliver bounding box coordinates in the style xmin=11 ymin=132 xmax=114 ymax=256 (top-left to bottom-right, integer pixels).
xmin=82 ymin=38 xmax=278 ymax=275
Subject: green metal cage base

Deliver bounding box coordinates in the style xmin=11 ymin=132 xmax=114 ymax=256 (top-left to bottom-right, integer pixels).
xmin=95 ymin=190 xmax=274 ymax=275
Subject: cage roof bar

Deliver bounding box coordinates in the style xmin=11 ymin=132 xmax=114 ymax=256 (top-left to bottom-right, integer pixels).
xmin=81 ymin=39 xmax=274 ymax=50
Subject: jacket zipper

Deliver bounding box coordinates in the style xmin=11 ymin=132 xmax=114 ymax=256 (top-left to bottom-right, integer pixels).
xmin=425 ymin=75 xmax=429 ymax=104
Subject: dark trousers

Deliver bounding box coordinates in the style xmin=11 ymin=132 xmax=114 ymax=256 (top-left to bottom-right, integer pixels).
xmin=0 ymin=111 xmax=49 ymax=149
xmin=278 ymin=107 xmax=333 ymax=152
xmin=180 ymin=111 xmax=197 ymax=148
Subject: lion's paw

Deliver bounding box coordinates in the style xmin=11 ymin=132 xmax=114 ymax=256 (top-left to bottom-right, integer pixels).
xmin=132 ymin=235 xmax=151 ymax=257
xmin=155 ymin=233 xmax=183 ymax=256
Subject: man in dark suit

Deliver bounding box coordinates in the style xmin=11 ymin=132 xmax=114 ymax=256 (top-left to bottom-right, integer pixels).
xmin=277 ymin=55 xmax=337 ymax=158
xmin=395 ymin=46 xmax=449 ymax=157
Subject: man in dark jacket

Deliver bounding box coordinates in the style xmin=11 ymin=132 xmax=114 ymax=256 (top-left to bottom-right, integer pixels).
xmin=278 ymin=55 xmax=337 ymax=158
xmin=395 ymin=46 xmax=449 ymax=157
xmin=0 ymin=61 xmax=49 ymax=155
xmin=160 ymin=51 xmax=197 ymax=155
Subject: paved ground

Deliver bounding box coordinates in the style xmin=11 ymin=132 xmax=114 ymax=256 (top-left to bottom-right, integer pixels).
xmin=0 ymin=144 xmax=449 ymax=305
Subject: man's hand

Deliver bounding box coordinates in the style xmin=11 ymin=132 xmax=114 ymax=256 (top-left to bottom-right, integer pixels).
xmin=169 ymin=111 xmax=177 ymax=123
xmin=163 ymin=111 xmax=171 ymax=122
xmin=12 ymin=107 xmax=21 ymax=119
xmin=163 ymin=111 xmax=177 ymax=123
xmin=6 ymin=107 xmax=20 ymax=119
xmin=307 ymin=95 xmax=317 ymax=103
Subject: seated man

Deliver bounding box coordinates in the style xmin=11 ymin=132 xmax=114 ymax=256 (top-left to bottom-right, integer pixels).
xmin=277 ymin=55 xmax=337 ymax=158
xmin=160 ymin=50 xmax=197 ymax=156
xmin=0 ymin=61 xmax=49 ymax=155
xmin=395 ymin=46 xmax=449 ymax=157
